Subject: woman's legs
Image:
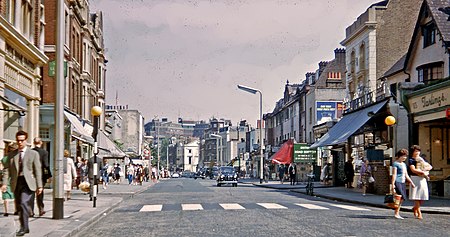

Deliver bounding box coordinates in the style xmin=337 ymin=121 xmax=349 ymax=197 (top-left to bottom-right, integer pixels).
xmin=3 ymin=200 xmax=8 ymax=216
xmin=414 ymin=200 xmax=422 ymax=219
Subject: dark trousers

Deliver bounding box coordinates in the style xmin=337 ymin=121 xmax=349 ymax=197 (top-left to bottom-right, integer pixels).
xmin=14 ymin=177 xmax=33 ymax=231
xmin=290 ymin=174 xmax=296 ymax=185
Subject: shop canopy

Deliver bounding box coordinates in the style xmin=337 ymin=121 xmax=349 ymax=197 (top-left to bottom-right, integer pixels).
xmin=271 ymin=139 xmax=294 ymax=164
xmin=98 ymin=130 xmax=127 ymax=158
xmin=310 ymin=101 xmax=387 ymax=148
xmin=64 ymin=110 xmax=94 ymax=144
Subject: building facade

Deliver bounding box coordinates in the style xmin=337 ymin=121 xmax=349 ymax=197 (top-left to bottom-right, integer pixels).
xmin=0 ymin=0 xmax=48 ymax=157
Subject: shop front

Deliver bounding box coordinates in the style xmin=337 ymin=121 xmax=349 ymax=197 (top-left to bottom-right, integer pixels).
xmin=311 ymin=99 xmax=397 ymax=193
xmin=404 ymin=80 xmax=450 ymax=196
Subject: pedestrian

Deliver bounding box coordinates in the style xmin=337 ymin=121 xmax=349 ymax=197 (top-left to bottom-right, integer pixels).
xmin=409 ymin=145 xmax=430 ymax=220
xmin=80 ymin=158 xmax=89 ymax=182
xmin=31 ymin=137 xmax=50 ymax=216
xmin=359 ymin=159 xmax=371 ymax=195
xmin=288 ymin=163 xmax=296 ymax=185
xmin=264 ymin=164 xmax=269 ymax=183
xmin=1 ymin=143 xmax=17 ymax=216
xmin=344 ymin=157 xmax=355 ymax=188
xmin=391 ymin=149 xmax=415 ymax=219
xmin=1 ymin=130 xmax=43 ymax=236
xmin=63 ymin=150 xmax=77 ymax=200
xmin=278 ymin=165 xmax=285 ymax=184
xmin=75 ymin=156 xmax=82 ymax=189
xmin=127 ymin=165 xmax=134 ymax=185
xmin=113 ymin=163 xmax=121 ymax=184
xmin=101 ymin=161 xmax=109 ymax=189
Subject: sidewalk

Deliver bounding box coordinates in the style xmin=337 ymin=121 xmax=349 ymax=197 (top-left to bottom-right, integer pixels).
xmin=240 ymin=178 xmax=450 ymax=215
xmin=0 ymin=179 xmax=156 ymax=237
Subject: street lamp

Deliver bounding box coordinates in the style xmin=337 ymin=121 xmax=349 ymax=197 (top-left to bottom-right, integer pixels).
xmin=91 ymin=105 xmax=102 ymax=208
xmin=210 ymin=134 xmax=222 ymax=166
xmin=237 ymin=84 xmax=264 ymax=184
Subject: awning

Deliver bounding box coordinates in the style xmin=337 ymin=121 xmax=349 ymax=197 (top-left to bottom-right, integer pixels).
xmin=0 ymin=95 xmax=27 ymax=112
xmin=271 ymin=139 xmax=294 ymax=164
xmin=310 ymin=101 xmax=388 ymax=148
xmin=64 ymin=111 xmax=94 ymax=144
xmin=97 ymin=130 xmax=127 ymax=158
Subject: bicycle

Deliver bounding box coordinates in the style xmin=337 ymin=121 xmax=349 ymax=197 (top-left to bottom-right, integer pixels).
xmin=306 ymin=173 xmax=315 ymax=196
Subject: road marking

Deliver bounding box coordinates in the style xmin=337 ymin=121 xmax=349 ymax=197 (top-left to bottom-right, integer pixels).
xmin=139 ymin=205 xmax=163 ymax=212
xmin=330 ymin=204 xmax=371 ymax=211
xmin=219 ymin=203 xmax=245 ymax=210
xmin=295 ymin=203 xmax=329 ymax=210
xmin=182 ymin=204 xmax=203 ymax=211
xmin=257 ymin=203 xmax=287 ymax=209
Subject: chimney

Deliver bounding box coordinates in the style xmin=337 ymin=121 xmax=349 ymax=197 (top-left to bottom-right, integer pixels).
xmin=334 ymin=48 xmax=346 ymax=62
xmin=318 ymin=61 xmax=328 ymax=77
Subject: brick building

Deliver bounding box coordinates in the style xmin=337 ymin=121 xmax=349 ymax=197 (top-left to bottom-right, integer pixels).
xmin=39 ymin=0 xmax=107 ymax=161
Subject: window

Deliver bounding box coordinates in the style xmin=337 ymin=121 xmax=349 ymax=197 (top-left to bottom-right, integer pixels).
xmin=417 ymin=62 xmax=444 ymax=84
xmin=423 ymin=23 xmax=436 ymax=48
xmin=309 ymin=107 xmax=312 ymax=124
xmin=327 ymin=72 xmax=341 ymax=79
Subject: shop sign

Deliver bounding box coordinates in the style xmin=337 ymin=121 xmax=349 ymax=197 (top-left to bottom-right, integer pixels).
xmin=409 ymin=87 xmax=449 ymax=114
xmin=447 ymin=107 xmax=450 ymax=119
xmin=293 ymin=143 xmax=317 ymax=163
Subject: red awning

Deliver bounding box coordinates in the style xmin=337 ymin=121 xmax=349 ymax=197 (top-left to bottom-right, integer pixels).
xmin=271 ymin=139 xmax=293 ymax=164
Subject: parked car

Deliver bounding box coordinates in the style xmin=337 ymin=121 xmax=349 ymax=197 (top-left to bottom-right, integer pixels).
xmin=171 ymin=172 xmax=180 ymax=178
xmin=216 ymin=166 xmax=238 ymax=187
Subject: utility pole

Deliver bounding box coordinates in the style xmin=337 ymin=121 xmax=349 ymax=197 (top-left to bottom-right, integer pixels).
xmin=52 ymin=0 xmax=65 ymax=219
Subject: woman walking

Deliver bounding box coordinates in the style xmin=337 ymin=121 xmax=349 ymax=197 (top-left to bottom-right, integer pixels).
xmin=391 ymin=149 xmax=415 ymax=219
xmin=63 ymin=150 xmax=77 ymax=200
xmin=409 ymin=145 xmax=430 ymax=219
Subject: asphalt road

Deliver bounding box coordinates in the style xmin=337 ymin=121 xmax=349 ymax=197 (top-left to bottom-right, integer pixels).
xmin=76 ymin=178 xmax=449 ymax=237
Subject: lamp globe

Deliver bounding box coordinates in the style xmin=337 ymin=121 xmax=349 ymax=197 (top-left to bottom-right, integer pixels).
xmin=385 ymin=115 xmax=396 ymax=126
xmin=91 ymin=106 xmax=102 ymax=117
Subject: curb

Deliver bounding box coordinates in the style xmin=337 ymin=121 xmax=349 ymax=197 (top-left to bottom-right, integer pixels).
xmin=245 ymin=181 xmax=450 ymax=215
xmin=48 ymin=182 xmax=155 ymax=237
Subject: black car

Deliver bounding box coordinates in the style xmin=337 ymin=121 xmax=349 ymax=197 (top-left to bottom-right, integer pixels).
xmin=194 ymin=168 xmax=206 ymax=179
xmin=216 ymin=166 xmax=238 ymax=187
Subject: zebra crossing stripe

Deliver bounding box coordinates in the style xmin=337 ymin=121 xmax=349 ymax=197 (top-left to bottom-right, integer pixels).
xmin=182 ymin=204 xmax=203 ymax=211
xmin=257 ymin=203 xmax=288 ymax=209
xmin=295 ymin=203 xmax=329 ymax=210
xmin=219 ymin=203 xmax=245 ymax=210
xmin=140 ymin=205 xmax=163 ymax=212
xmin=330 ymin=204 xmax=371 ymax=211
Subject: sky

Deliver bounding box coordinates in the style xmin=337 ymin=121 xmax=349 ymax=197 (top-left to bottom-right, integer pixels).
xmin=90 ymin=0 xmax=381 ymax=126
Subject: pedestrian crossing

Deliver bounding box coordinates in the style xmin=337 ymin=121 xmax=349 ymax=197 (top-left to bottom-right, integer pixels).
xmin=138 ymin=202 xmax=371 ymax=212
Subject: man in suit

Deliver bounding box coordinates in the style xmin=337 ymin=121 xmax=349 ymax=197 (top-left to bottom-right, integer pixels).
xmin=31 ymin=137 xmax=49 ymax=216
xmin=1 ymin=131 xmax=43 ymax=236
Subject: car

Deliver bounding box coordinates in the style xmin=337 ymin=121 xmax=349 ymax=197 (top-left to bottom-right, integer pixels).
xmin=194 ymin=169 xmax=206 ymax=179
xmin=171 ymin=172 xmax=180 ymax=178
xmin=216 ymin=166 xmax=238 ymax=187
xmin=209 ymin=166 xmax=219 ymax=179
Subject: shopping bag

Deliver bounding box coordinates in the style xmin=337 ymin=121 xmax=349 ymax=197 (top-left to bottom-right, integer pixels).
xmin=385 ymin=194 xmax=402 ymax=209
xmin=384 ymin=194 xmax=394 ymax=204
xmin=368 ymin=176 xmax=375 ymax=183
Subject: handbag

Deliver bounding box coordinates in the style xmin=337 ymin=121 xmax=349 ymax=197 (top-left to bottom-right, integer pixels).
xmin=385 ymin=193 xmax=402 ymax=209
xmin=368 ymin=176 xmax=375 ymax=183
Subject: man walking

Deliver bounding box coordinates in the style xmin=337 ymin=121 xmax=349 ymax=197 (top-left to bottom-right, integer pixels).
xmin=1 ymin=131 xmax=43 ymax=236
xmin=32 ymin=137 xmax=50 ymax=216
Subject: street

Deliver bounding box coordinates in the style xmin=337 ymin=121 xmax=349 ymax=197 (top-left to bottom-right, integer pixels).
xmin=76 ymin=178 xmax=449 ymax=237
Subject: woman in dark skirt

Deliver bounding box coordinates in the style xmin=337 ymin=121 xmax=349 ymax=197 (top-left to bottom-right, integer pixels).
xmin=391 ymin=149 xmax=415 ymax=219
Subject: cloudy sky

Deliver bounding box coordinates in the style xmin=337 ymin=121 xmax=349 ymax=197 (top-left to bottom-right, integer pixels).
xmin=90 ymin=0 xmax=380 ymax=126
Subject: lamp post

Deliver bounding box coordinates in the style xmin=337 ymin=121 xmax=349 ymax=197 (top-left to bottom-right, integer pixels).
xmin=91 ymin=106 xmax=102 ymax=208
xmin=210 ymin=134 xmax=222 ymax=166
xmin=237 ymin=84 xmax=264 ymax=184
xmin=385 ymin=115 xmax=396 ymax=158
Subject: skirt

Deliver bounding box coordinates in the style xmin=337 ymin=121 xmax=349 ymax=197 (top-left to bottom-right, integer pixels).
xmin=409 ymin=176 xmax=429 ymax=201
